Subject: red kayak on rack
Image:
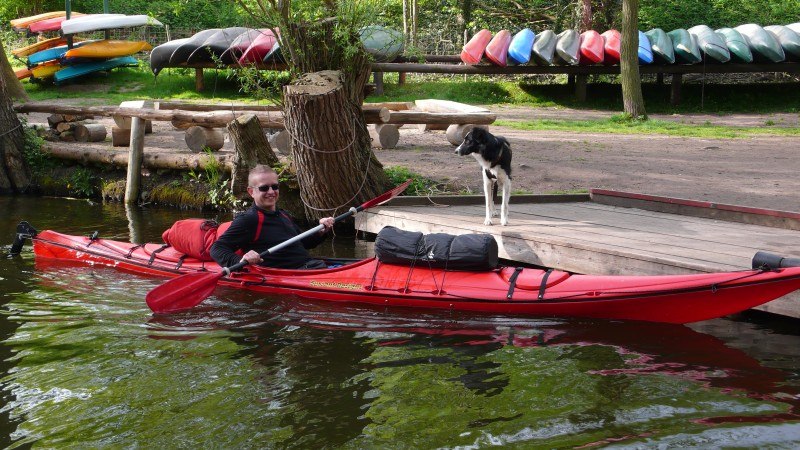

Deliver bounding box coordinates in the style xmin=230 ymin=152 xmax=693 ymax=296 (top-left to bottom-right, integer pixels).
xmin=579 ymin=30 xmax=605 ymax=64
xmin=485 ymin=30 xmax=512 ymax=66
xmin=601 ymin=29 xmax=621 ymax=65
xmin=21 ymin=223 xmax=800 ymax=324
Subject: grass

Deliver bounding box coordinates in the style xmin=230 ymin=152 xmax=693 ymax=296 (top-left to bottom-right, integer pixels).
xmin=496 ymin=116 xmax=800 ymax=138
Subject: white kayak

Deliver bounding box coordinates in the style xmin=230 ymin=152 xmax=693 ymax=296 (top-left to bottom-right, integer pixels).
xmin=61 ymin=14 xmax=162 ymax=35
xmin=763 ymin=25 xmax=800 ymax=59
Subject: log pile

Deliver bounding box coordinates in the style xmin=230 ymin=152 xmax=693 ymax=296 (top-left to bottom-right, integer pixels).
xmin=45 ymin=114 xmax=107 ymax=142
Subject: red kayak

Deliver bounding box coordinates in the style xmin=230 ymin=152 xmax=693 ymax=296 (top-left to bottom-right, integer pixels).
xmin=22 ymin=225 xmax=800 ymax=324
xmin=601 ymin=29 xmax=621 ymax=65
xmin=579 ymin=30 xmax=604 ymax=64
xmin=485 ymin=30 xmax=512 ymax=66
xmin=461 ymin=29 xmax=492 ymax=64
xmin=238 ymin=29 xmax=277 ymax=64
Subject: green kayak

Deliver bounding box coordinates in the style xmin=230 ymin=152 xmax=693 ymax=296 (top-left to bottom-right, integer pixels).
xmin=667 ymin=29 xmax=701 ymax=64
xmin=716 ymin=28 xmax=753 ymax=63
xmin=688 ymin=25 xmax=730 ymax=63
xmin=645 ymin=28 xmax=675 ymax=64
xmin=734 ymin=23 xmax=784 ymax=63
xmin=764 ymin=25 xmax=800 ymax=60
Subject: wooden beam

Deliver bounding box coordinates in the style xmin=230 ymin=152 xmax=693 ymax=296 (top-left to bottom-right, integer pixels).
xmin=386 ymin=110 xmax=496 ymax=125
xmin=195 ymin=68 xmax=204 ymax=92
xmin=43 ymin=144 xmax=235 ymax=172
xmin=370 ymin=62 xmax=800 ymax=75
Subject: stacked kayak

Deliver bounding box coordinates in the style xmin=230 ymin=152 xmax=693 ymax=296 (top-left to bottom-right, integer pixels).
xmin=24 ymin=225 xmax=800 ymax=324
xmin=457 ymin=22 xmax=800 ymax=67
xmin=150 ymin=28 xmax=282 ymax=72
xmin=9 ymin=12 xmax=160 ymax=83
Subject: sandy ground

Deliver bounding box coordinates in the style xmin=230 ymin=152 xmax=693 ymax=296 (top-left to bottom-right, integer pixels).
xmin=25 ymin=105 xmax=800 ymax=213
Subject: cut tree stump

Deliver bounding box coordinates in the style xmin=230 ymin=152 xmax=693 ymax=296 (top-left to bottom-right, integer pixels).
xmin=47 ymin=114 xmax=65 ymax=128
xmin=74 ymin=123 xmax=107 ymax=142
xmin=111 ymin=126 xmax=130 ymax=147
xmin=446 ymin=123 xmax=488 ymax=146
xmin=227 ymin=114 xmax=280 ymax=195
xmin=369 ymin=124 xmax=400 ymax=149
xmin=185 ymin=126 xmax=224 ymax=151
xmin=55 ymin=122 xmax=72 ymax=133
xmin=267 ymin=130 xmax=290 ymax=155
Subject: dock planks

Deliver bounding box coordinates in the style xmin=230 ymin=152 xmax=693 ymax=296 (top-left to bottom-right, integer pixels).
xmin=355 ymin=193 xmax=800 ymax=319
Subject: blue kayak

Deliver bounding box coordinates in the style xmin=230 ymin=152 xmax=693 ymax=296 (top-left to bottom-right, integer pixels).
xmin=638 ymin=30 xmax=654 ymax=64
xmin=28 ymin=41 xmax=91 ymax=66
xmin=507 ymin=28 xmax=535 ymax=65
xmin=54 ymin=56 xmax=138 ymax=84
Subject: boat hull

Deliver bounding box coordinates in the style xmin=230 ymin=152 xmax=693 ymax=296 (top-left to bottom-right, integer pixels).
xmin=716 ymin=28 xmax=753 ymax=63
xmin=645 ymin=28 xmax=675 ymax=64
xmin=485 ymin=30 xmax=512 ymax=66
xmin=30 ymin=229 xmax=800 ymax=324
xmin=735 ymin=24 xmax=785 ymax=63
xmin=53 ymin=56 xmax=138 ymax=84
xmin=600 ymin=29 xmax=621 ymax=65
xmin=508 ymin=29 xmax=535 ymax=65
xmin=461 ymin=29 xmax=492 ymax=65
xmin=667 ymin=28 xmax=702 ymax=64
xmin=64 ymin=40 xmax=152 ymax=59
xmin=555 ymin=30 xmax=579 ymax=65
xmin=531 ymin=30 xmax=556 ymax=65
xmin=688 ymin=25 xmax=731 ymax=63
xmin=579 ymin=30 xmax=604 ymax=65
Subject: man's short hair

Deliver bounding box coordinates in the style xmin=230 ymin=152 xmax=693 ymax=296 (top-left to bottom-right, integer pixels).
xmin=248 ymin=165 xmax=277 ymax=186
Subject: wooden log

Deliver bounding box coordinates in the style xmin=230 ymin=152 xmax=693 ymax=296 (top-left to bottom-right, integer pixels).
xmin=111 ymin=126 xmax=131 ymax=147
xmin=55 ymin=122 xmax=73 ymax=133
xmin=387 ymin=111 xmax=496 ymax=125
xmin=369 ymin=124 xmax=400 ymax=149
xmin=416 ymin=123 xmax=448 ymax=131
xmin=267 ymin=130 xmax=290 ymax=155
xmin=185 ymin=126 xmax=225 ymax=152
xmin=114 ymin=100 xmax=154 ymax=131
xmin=42 ymin=145 xmax=235 ymax=172
xmin=125 ymin=117 xmax=146 ymax=204
xmin=364 ymin=101 xmax=413 ymax=111
xmin=227 ymin=114 xmax=280 ymax=195
xmin=74 ymin=123 xmax=107 ymax=142
xmin=47 ymin=114 xmax=64 ymax=128
xmin=446 ymin=123 xmax=487 ymax=146
xmin=155 ymin=100 xmax=281 ymax=112
xmin=58 ymin=131 xmax=75 ymax=142
xmin=414 ymin=99 xmax=489 ymax=113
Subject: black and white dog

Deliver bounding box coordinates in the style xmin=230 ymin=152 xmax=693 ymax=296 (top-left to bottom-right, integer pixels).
xmin=454 ymin=127 xmax=512 ymax=226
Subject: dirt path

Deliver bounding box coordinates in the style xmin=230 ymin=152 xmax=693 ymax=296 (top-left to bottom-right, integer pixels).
xmin=377 ymin=106 xmax=800 ymax=212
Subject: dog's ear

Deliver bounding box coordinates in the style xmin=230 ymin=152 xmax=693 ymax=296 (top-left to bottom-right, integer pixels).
xmin=471 ymin=127 xmax=490 ymax=143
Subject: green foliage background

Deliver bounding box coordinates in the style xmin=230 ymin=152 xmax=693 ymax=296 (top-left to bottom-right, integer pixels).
xmin=3 ymin=0 xmax=799 ymax=39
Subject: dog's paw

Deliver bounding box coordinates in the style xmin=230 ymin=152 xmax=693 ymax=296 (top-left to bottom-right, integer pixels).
xmin=484 ymin=218 xmax=494 ymax=226
xmin=500 ymin=218 xmax=508 ymax=226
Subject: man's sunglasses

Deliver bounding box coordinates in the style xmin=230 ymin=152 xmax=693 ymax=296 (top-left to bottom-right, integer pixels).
xmin=252 ymin=184 xmax=280 ymax=192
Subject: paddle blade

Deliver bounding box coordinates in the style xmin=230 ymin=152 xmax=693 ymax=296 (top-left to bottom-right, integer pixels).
xmin=145 ymin=271 xmax=224 ymax=314
xmin=360 ymin=179 xmax=412 ymax=210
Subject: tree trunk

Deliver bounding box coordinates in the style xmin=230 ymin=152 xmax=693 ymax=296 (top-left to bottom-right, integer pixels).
xmin=620 ymin=0 xmax=647 ymax=118
xmin=581 ymin=0 xmax=593 ymax=32
xmin=227 ymin=114 xmax=279 ymax=196
xmin=0 ymin=43 xmax=31 ymax=193
xmin=284 ymin=71 xmax=388 ymax=220
xmin=1 ymin=41 xmax=28 ymax=101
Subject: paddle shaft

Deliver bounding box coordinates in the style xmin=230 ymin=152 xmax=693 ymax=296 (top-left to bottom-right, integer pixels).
xmin=222 ymin=206 xmax=361 ymax=275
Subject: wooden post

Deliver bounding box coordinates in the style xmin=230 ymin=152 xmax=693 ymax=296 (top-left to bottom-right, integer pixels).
xmin=670 ymin=73 xmax=682 ymax=106
xmin=373 ymin=71 xmax=384 ymax=95
xmin=575 ymin=74 xmax=587 ymax=102
xmin=656 ymin=72 xmax=664 ymax=84
xmin=195 ymin=68 xmax=205 ymax=92
xmin=125 ymin=117 xmax=146 ymax=204
xmin=398 ymin=72 xmax=406 ymax=85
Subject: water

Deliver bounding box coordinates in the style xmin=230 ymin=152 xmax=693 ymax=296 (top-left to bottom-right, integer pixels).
xmin=2 ymin=196 xmax=800 ymax=448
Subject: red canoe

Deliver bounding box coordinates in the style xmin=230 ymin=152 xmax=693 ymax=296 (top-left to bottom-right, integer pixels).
xmin=24 ymin=227 xmax=800 ymax=324
xmin=461 ymin=29 xmax=492 ymax=64
xmin=601 ymin=29 xmax=621 ymax=65
xmin=485 ymin=30 xmax=512 ymax=66
xmin=579 ymin=30 xmax=604 ymax=64
xmin=28 ymin=13 xmax=85 ymax=33
xmin=238 ymin=29 xmax=277 ymax=64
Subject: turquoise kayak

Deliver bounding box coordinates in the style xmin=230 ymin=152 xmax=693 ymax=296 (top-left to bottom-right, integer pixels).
xmin=688 ymin=25 xmax=730 ymax=63
xmin=54 ymin=56 xmax=138 ymax=84
xmin=667 ymin=29 xmax=702 ymax=64
xmin=508 ymin=28 xmax=535 ymax=65
xmin=637 ymin=30 xmax=653 ymax=64
xmin=645 ymin=28 xmax=674 ymax=64
xmin=735 ymin=24 xmax=784 ymax=62
xmin=716 ymin=28 xmax=753 ymax=63
xmin=763 ymin=25 xmax=800 ymax=60
xmin=28 ymin=41 xmax=91 ymax=65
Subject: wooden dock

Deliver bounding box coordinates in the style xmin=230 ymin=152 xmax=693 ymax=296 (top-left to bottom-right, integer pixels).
xmin=355 ymin=190 xmax=800 ymax=319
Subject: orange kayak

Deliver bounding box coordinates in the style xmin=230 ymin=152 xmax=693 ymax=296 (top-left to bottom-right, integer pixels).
xmin=64 ymin=40 xmax=152 ymax=59
xmin=10 ymin=11 xmax=67 ymax=29
xmin=12 ymin=36 xmax=79 ymax=57
xmin=15 ymin=67 xmax=32 ymax=80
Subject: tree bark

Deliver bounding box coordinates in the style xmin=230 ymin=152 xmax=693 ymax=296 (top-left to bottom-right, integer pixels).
xmin=620 ymin=0 xmax=647 ymax=118
xmin=1 ymin=41 xmax=28 ymax=102
xmin=284 ymin=70 xmax=388 ymax=220
xmin=0 ymin=43 xmax=31 ymax=193
xmin=227 ymin=114 xmax=279 ymax=195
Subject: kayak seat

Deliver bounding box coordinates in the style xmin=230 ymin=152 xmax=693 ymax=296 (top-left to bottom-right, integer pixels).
xmin=499 ymin=267 xmax=570 ymax=290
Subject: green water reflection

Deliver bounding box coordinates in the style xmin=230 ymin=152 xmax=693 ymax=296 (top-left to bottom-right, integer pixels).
xmin=2 ymin=196 xmax=800 ymax=448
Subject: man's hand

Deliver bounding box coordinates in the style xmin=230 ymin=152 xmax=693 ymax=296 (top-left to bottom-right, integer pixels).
xmin=319 ymin=217 xmax=334 ymax=234
xmin=242 ymin=250 xmax=263 ymax=265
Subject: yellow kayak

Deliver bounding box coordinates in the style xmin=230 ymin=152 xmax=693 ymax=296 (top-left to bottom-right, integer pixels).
xmin=64 ymin=40 xmax=153 ymax=59
xmin=10 ymin=11 xmax=67 ymax=29
xmin=30 ymin=61 xmax=62 ymax=79
xmin=12 ymin=37 xmax=82 ymax=57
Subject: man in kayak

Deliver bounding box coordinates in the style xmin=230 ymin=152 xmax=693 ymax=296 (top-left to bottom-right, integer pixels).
xmin=210 ymin=165 xmax=335 ymax=269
